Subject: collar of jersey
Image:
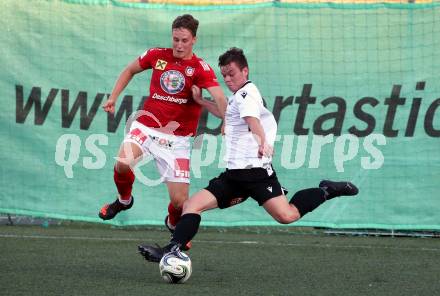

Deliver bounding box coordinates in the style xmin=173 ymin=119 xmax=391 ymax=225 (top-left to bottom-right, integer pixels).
xmin=173 ymin=52 xmax=197 ymax=63
xmin=233 ymin=80 xmax=252 ymax=95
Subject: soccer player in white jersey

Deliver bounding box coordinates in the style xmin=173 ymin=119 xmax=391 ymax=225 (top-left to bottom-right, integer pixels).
xmin=138 ymin=47 xmax=359 ymax=262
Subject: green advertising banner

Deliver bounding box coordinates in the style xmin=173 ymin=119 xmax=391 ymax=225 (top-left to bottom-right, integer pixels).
xmin=1 ymin=0 xmax=439 ymax=229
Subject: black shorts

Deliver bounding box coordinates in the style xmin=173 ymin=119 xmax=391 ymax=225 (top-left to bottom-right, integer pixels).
xmin=205 ymin=166 xmax=287 ymax=209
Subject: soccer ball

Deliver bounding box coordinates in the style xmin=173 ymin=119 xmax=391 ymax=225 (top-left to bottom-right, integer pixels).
xmin=159 ymin=250 xmax=192 ymax=284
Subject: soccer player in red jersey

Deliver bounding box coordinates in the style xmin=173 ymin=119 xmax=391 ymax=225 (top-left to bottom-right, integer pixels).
xmin=98 ymin=15 xmax=227 ymax=249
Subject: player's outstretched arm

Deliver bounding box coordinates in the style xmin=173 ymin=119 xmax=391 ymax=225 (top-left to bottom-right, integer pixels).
xmin=102 ymin=58 xmax=144 ymax=113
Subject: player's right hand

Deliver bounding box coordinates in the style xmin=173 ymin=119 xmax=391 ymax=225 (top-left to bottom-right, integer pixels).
xmin=102 ymin=97 xmax=116 ymax=113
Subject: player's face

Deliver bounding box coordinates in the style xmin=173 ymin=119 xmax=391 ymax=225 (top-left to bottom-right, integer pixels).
xmin=220 ymin=62 xmax=249 ymax=93
xmin=172 ymin=28 xmax=196 ymax=60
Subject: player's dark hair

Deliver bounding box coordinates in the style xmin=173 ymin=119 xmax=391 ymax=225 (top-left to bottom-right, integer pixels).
xmin=172 ymin=14 xmax=199 ymax=37
xmin=218 ymin=47 xmax=248 ymax=70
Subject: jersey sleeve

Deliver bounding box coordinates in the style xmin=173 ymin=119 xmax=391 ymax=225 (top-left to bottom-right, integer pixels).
xmin=138 ymin=48 xmax=158 ymax=70
xmin=236 ymin=90 xmax=260 ymax=119
xmin=193 ymin=59 xmax=220 ymax=89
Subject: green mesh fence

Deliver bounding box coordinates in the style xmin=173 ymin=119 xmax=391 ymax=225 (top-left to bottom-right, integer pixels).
xmin=1 ymin=0 xmax=439 ymax=229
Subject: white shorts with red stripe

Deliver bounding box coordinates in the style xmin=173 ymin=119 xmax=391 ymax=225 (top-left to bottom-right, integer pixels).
xmin=123 ymin=121 xmax=191 ymax=183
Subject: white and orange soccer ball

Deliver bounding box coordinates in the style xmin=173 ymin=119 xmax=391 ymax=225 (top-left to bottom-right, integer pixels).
xmin=159 ymin=250 xmax=192 ymax=284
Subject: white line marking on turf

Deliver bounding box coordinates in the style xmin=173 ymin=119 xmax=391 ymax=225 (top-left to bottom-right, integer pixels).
xmin=1 ymin=233 xmax=439 ymax=252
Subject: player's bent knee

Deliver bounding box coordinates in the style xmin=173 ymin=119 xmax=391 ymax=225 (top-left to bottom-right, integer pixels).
xmin=170 ymin=198 xmax=186 ymax=209
xmin=114 ymin=161 xmax=131 ymax=174
xmin=170 ymin=192 xmax=189 ymax=208
xmin=168 ymin=183 xmax=189 ymax=209
xmin=274 ymin=211 xmax=300 ymax=224
xmin=116 ymin=143 xmax=142 ymax=169
xmin=182 ymin=200 xmax=204 ymax=215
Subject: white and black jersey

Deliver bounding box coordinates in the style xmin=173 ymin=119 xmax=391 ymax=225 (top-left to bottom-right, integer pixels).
xmin=224 ymin=80 xmax=277 ymax=169
xmin=205 ymin=80 xmax=285 ymax=209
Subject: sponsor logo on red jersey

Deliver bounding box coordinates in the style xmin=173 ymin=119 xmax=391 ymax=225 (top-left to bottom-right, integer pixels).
xmin=160 ymin=70 xmax=185 ymax=94
xmin=185 ymin=66 xmax=194 ymax=76
xmin=152 ymin=93 xmax=188 ymax=104
xmin=155 ymin=59 xmax=167 ymax=70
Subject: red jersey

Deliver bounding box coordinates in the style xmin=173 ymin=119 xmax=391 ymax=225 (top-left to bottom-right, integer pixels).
xmin=137 ymin=48 xmax=219 ymax=136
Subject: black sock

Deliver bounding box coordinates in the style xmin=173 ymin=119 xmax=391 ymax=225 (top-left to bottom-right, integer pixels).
xmin=289 ymin=188 xmax=326 ymax=217
xmin=170 ymin=213 xmax=201 ymax=248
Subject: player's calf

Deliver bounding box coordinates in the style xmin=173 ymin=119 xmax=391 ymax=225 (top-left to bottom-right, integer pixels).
xmin=289 ymin=181 xmax=358 ymax=218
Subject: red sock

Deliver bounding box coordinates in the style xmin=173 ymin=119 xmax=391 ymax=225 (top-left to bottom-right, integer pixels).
xmin=114 ymin=167 xmax=135 ymax=201
xmin=168 ymin=202 xmax=182 ymax=227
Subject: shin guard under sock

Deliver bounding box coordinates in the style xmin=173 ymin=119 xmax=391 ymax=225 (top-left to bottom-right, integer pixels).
xmin=170 ymin=213 xmax=201 ymax=247
xmin=114 ymin=167 xmax=135 ymax=201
